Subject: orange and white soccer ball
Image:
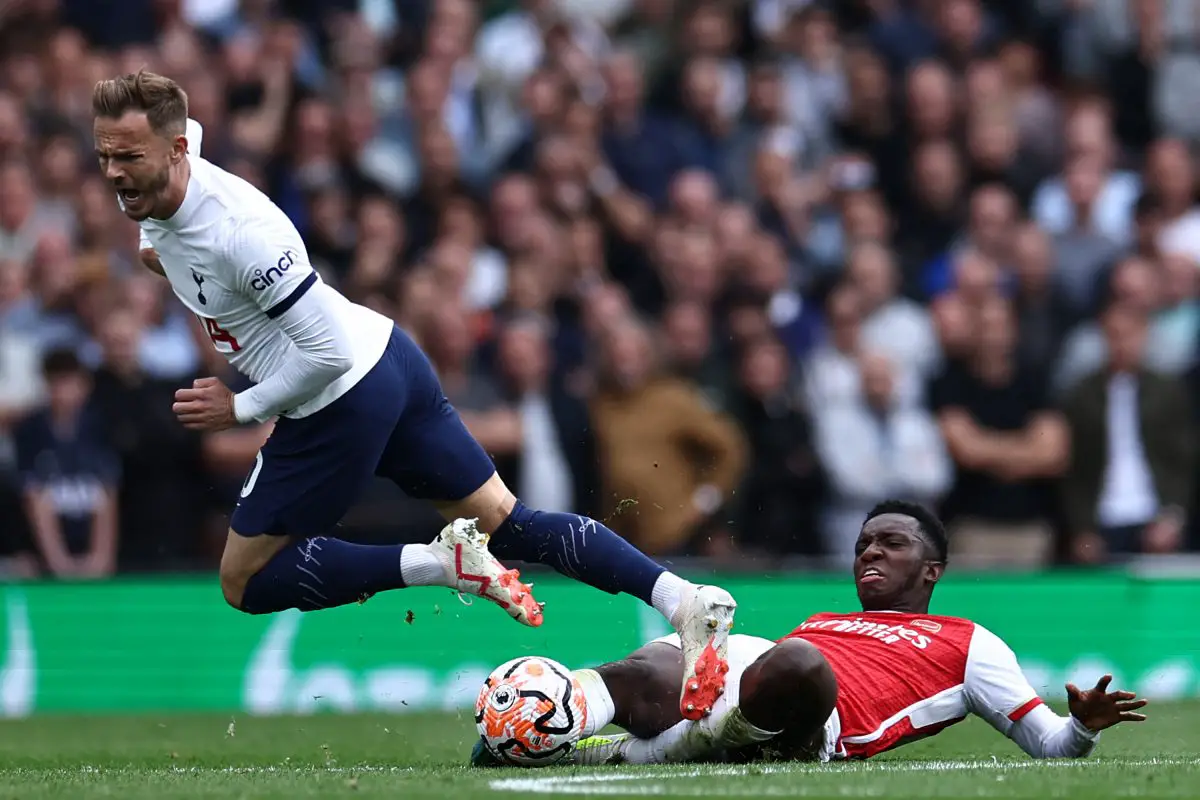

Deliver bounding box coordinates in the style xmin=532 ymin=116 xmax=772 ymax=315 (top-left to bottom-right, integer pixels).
xmin=475 ymin=656 xmax=588 ymax=766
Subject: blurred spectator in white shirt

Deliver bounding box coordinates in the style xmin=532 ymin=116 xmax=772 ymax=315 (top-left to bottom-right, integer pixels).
xmin=1147 ymin=138 xmax=1200 ymax=264
xmin=1031 ymin=99 xmax=1139 ymax=248
xmin=845 ymin=240 xmax=941 ymax=382
xmin=813 ymin=352 xmax=951 ymax=567
xmin=1055 ymin=255 xmax=1196 ymax=396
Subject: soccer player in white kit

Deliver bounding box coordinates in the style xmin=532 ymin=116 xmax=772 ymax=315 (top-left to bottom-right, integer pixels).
xmin=92 ymin=71 xmax=737 ymax=721
xmin=472 ymin=500 xmax=1148 ymax=766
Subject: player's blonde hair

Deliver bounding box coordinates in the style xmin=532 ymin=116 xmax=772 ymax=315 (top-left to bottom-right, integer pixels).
xmin=92 ymin=70 xmax=188 ymax=137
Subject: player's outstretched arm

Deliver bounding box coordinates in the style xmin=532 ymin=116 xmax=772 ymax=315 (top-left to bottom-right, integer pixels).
xmin=965 ymin=626 xmax=1147 ymax=759
xmin=1007 ymin=675 xmax=1146 ymax=759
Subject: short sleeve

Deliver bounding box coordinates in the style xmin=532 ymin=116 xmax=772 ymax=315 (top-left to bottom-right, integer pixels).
xmin=963 ymin=624 xmax=1044 ymax=737
xmin=225 ymin=219 xmax=318 ymax=319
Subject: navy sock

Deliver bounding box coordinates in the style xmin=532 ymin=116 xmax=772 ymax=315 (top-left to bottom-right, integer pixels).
xmin=491 ymin=501 xmax=665 ymax=604
xmin=240 ymin=536 xmax=407 ymax=614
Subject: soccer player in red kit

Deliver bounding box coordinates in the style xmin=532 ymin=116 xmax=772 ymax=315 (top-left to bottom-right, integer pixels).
xmin=472 ymin=500 xmax=1148 ymax=766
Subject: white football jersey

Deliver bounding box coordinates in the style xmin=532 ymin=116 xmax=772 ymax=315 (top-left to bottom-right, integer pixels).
xmin=137 ymin=153 xmax=393 ymax=421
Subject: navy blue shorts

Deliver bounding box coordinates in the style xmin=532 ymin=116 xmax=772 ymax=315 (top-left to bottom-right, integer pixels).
xmin=230 ymin=326 xmax=496 ymax=537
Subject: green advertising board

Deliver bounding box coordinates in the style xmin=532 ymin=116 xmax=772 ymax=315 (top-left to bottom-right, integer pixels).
xmin=0 ymin=573 xmax=1196 ymax=716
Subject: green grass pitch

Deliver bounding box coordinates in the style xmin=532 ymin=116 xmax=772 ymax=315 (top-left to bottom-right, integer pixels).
xmin=0 ymin=702 xmax=1195 ymax=799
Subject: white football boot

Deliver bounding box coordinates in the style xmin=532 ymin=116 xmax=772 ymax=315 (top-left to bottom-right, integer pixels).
xmin=674 ymin=584 xmax=737 ymax=721
xmin=429 ymin=518 xmax=544 ymax=627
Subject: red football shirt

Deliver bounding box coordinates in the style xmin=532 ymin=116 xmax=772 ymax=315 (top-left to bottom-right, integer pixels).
xmin=783 ymin=611 xmax=1044 ymax=759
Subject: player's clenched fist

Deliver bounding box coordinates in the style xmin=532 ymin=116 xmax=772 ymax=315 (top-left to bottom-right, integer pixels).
xmin=173 ymin=376 xmax=237 ymax=431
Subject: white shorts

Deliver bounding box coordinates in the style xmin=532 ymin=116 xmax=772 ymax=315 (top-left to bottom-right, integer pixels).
xmin=650 ymin=633 xmax=842 ymax=762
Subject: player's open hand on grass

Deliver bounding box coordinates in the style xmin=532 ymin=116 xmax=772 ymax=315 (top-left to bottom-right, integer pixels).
xmin=173 ymin=376 xmax=237 ymax=431
xmin=1066 ymin=674 xmax=1148 ymax=731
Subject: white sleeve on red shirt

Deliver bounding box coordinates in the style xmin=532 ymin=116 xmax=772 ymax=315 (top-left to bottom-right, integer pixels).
xmin=964 ymin=624 xmax=1099 ymax=759
xmin=223 ymin=221 xmax=353 ymax=423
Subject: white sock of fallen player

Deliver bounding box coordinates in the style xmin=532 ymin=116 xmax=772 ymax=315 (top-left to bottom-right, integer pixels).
xmin=625 ymin=707 xmax=779 ymax=764
xmin=573 ymin=669 xmax=617 ymax=736
xmin=578 ymin=701 xmax=781 ymax=765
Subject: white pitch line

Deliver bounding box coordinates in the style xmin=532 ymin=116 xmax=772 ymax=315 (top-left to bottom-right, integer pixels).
xmin=488 ymin=758 xmax=1200 ymax=796
xmin=55 ymin=766 xmax=417 ymax=776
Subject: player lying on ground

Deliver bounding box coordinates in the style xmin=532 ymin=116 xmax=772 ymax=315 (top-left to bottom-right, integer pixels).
xmin=91 ymin=70 xmax=733 ymax=719
xmin=473 ymin=500 xmax=1147 ymax=765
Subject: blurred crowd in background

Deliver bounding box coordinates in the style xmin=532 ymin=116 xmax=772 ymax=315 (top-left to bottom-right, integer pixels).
xmin=2 ymin=0 xmax=1200 ymax=580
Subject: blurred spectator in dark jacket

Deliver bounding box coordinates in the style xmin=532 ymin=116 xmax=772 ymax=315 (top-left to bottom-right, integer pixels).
xmin=1062 ymin=301 xmax=1194 ymax=563
xmin=495 ymin=314 xmax=599 ymax=519
xmin=89 ymin=305 xmax=208 ymax=571
xmin=932 ymin=296 xmax=1069 ymax=568
xmin=895 ymin=139 xmax=965 ymax=289
xmin=930 ymin=291 xmax=976 ymax=366
xmin=834 ymin=45 xmax=907 ymax=210
xmin=1131 ymin=190 xmax=1164 ymax=262
xmin=675 ymin=55 xmax=737 ymax=181
xmin=649 ymin=0 xmax=746 ymax=121
xmin=601 ymin=49 xmax=695 ymax=209
xmin=932 ymin=0 xmax=996 ymax=72
xmin=964 ymin=106 xmax=1041 ymax=206
xmin=1011 ymin=222 xmax=1071 ymax=375
xmin=500 ymin=66 xmax=571 ymax=174
xmin=14 ymin=348 xmax=118 ymax=579
xmin=922 ymin=182 xmax=1018 ymax=299
xmin=904 ymin=60 xmax=959 ymax=147
xmin=730 ymin=334 xmax=823 ymax=557
xmin=0 ymin=265 xmax=41 ymax=576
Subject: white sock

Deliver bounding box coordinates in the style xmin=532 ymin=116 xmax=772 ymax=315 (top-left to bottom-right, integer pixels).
xmin=400 ymin=544 xmax=446 ymax=587
xmin=651 ymin=572 xmax=690 ymax=625
xmin=573 ymin=669 xmax=616 ymax=736
xmin=618 ymin=703 xmax=779 ymax=765
xmin=621 ymin=719 xmax=710 ymax=764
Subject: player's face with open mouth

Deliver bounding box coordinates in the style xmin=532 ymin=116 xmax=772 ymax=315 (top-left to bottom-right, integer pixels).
xmin=94 ymin=112 xmax=175 ymax=221
xmin=853 ymin=514 xmax=930 ymax=607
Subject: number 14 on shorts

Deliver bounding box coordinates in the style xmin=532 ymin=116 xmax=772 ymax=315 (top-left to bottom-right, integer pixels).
xmin=199 ymin=315 xmax=241 ymax=352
